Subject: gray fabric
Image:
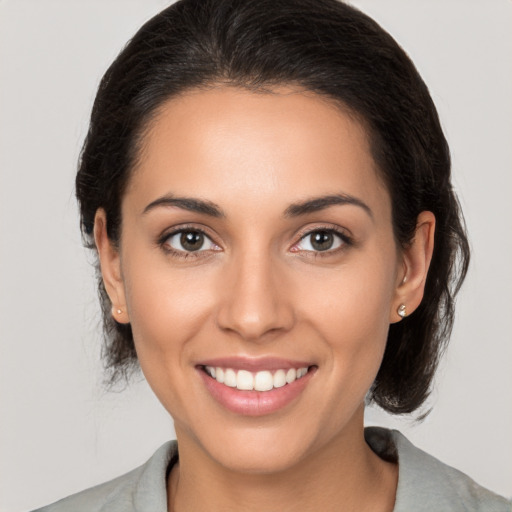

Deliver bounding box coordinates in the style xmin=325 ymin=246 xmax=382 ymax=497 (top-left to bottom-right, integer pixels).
xmin=32 ymin=442 xmax=177 ymax=512
xmin=366 ymin=428 xmax=511 ymax=512
xmin=32 ymin=428 xmax=511 ymax=511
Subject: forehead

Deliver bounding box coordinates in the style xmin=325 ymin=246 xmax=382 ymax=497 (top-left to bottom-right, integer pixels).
xmin=126 ymin=86 xmax=390 ymax=219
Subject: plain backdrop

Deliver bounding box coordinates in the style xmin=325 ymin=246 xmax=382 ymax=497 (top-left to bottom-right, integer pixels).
xmin=1 ymin=1 xmax=511 ymax=510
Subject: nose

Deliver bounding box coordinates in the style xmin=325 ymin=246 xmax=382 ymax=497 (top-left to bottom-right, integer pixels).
xmin=216 ymin=251 xmax=295 ymax=342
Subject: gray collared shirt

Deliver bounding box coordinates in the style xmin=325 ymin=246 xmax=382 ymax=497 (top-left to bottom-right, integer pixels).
xmin=32 ymin=427 xmax=511 ymax=512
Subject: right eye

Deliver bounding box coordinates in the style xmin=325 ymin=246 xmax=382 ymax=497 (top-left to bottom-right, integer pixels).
xmin=295 ymin=229 xmax=345 ymax=252
xmin=163 ymin=229 xmax=218 ymax=254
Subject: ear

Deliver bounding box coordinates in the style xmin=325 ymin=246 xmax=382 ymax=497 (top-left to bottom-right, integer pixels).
xmin=94 ymin=209 xmax=130 ymax=324
xmin=391 ymin=211 xmax=436 ymax=323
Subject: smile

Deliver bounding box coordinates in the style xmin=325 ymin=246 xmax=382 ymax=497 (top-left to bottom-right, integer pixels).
xmin=197 ymin=359 xmax=316 ymax=416
xmin=203 ymin=366 xmax=310 ymax=391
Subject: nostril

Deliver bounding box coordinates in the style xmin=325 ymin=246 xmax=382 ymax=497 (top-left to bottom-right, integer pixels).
xmin=215 ymin=264 xmax=295 ymax=340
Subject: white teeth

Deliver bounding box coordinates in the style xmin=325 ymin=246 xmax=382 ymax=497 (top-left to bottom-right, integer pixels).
xmin=273 ymin=369 xmax=286 ymax=388
xmin=236 ymin=370 xmax=254 ymax=390
xmin=297 ymin=367 xmax=307 ymax=378
xmin=224 ymin=368 xmax=237 ymax=387
xmin=254 ymin=371 xmax=273 ymax=391
xmin=285 ymin=368 xmax=297 ymax=383
xmin=205 ymin=365 xmax=310 ymax=391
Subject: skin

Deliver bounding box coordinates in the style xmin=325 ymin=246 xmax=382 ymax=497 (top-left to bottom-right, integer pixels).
xmin=95 ymin=86 xmax=435 ymax=512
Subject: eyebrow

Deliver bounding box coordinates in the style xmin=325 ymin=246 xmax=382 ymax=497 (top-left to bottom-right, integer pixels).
xmin=142 ymin=195 xmax=225 ymax=217
xmin=142 ymin=192 xmax=373 ymax=220
xmin=284 ymin=194 xmax=373 ymax=219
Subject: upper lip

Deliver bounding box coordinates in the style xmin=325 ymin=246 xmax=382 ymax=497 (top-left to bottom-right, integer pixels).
xmin=196 ymin=356 xmax=315 ymax=372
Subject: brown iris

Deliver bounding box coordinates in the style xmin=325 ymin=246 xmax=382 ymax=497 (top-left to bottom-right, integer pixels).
xmin=180 ymin=231 xmax=205 ymax=251
xmin=310 ymin=231 xmax=335 ymax=251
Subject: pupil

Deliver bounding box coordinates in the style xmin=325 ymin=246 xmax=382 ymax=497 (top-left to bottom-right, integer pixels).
xmin=181 ymin=231 xmax=204 ymax=251
xmin=311 ymin=231 xmax=333 ymax=251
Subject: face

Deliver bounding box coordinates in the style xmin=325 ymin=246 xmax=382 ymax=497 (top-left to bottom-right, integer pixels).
xmin=102 ymin=87 xmax=409 ymax=474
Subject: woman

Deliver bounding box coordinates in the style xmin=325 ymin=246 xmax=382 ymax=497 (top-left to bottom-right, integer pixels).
xmin=30 ymin=0 xmax=510 ymax=510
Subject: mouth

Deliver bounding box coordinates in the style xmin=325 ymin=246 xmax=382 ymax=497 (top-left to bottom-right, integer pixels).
xmin=197 ymin=359 xmax=317 ymax=416
xmin=201 ymin=365 xmax=311 ymax=391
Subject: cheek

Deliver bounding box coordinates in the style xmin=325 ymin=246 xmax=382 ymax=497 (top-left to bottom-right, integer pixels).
xmin=301 ymin=254 xmax=395 ymax=332
xmin=120 ymin=257 xmax=221 ymax=416
xmin=313 ymin=284 xmax=392 ymax=416
xmin=296 ymin=250 xmax=397 ymax=378
xmin=121 ymin=249 xmax=218 ymax=366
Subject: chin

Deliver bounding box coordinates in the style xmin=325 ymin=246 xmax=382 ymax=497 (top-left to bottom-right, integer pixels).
xmin=209 ymin=438 xmax=309 ymax=475
xmin=183 ymin=417 xmax=332 ymax=476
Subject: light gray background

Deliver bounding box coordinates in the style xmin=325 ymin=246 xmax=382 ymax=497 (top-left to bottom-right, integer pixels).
xmin=1 ymin=1 xmax=511 ymax=510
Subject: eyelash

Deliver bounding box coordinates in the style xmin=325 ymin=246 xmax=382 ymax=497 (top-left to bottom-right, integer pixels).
xmin=158 ymin=224 xmax=353 ymax=259
xmin=158 ymin=225 xmax=218 ymax=260
xmin=292 ymin=225 xmax=353 ymax=258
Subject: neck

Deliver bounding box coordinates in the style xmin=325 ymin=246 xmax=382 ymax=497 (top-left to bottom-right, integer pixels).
xmin=168 ymin=411 xmax=397 ymax=512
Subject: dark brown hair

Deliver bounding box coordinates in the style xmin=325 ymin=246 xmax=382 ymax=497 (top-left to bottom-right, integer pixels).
xmin=76 ymin=0 xmax=470 ymax=414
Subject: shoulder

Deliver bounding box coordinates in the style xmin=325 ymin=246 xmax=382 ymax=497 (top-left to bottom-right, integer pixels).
xmin=30 ymin=441 xmax=177 ymax=512
xmin=365 ymin=427 xmax=511 ymax=512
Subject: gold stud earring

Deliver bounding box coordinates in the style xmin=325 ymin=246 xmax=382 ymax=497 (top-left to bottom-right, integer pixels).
xmin=397 ymin=304 xmax=407 ymax=318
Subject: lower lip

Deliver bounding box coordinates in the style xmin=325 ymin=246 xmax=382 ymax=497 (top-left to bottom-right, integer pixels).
xmin=198 ymin=368 xmax=315 ymax=416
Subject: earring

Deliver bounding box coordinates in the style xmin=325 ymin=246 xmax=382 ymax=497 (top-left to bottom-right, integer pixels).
xmin=397 ymin=304 xmax=407 ymax=318
xmin=117 ymin=309 xmax=122 ymax=315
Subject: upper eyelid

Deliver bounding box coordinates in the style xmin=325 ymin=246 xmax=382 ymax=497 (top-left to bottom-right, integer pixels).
xmin=160 ymin=224 xmax=215 ymax=240
xmin=294 ymin=224 xmax=352 ymax=241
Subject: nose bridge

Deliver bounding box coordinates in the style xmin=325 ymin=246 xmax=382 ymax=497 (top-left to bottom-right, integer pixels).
xmin=217 ymin=244 xmax=293 ymax=340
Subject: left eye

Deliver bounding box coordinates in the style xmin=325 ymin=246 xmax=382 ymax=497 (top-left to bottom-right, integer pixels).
xmin=295 ymin=230 xmax=345 ymax=252
xmin=164 ymin=230 xmax=217 ymax=252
